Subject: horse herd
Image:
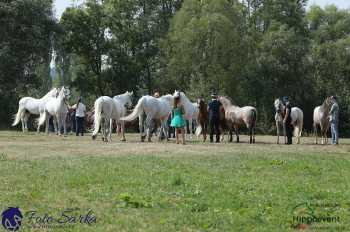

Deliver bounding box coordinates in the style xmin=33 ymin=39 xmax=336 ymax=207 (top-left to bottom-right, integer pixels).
xmin=12 ymin=87 xmax=334 ymax=145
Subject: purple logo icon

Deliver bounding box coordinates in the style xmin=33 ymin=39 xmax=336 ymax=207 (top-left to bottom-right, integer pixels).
xmin=1 ymin=207 xmax=23 ymax=231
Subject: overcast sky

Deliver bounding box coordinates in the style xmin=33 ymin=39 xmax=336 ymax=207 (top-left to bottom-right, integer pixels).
xmin=53 ymin=0 xmax=350 ymax=19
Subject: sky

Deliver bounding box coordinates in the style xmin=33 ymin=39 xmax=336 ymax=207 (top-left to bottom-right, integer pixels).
xmin=54 ymin=0 xmax=350 ymax=18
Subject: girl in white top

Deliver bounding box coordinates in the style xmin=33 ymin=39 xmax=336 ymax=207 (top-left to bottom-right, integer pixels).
xmin=73 ymin=97 xmax=86 ymax=136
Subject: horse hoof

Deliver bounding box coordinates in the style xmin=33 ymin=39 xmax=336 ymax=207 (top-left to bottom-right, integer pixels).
xmin=121 ymin=139 xmax=126 ymax=142
xmin=92 ymin=135 xmax=96 ymax=140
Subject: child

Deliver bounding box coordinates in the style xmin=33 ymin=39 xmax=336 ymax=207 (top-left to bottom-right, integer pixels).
xmin=170 ymin=95 xmax=186 ymax=144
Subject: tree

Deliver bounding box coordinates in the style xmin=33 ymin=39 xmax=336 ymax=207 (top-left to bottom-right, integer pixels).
xmin=163 ymin=0 xmax=247 ymax=99
xmin=0 ymin=0 xmax=56 ymax=127
xmin=59 ymin=0 xmax=107 ymax=95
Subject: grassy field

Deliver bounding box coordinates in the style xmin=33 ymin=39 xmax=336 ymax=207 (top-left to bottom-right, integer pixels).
xmin=1 ymin=131 xmax=350 ymax=231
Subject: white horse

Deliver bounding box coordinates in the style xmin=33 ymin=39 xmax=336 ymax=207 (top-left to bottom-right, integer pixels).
xmin=12 ymin=88 xmax=58 ymax=132
xmin=121 ymin=94 xmax=174 ymax=142
xmin=92 ymin=91 xmax=133 ymax=142
xmin=38 ymin=87 xmax=70 ymax=135
xmin=313 ymin=97 xmax=332 ymax=144
xmin=219 ymin=96 xmax=257 ymax=144
xmin=274 ymin=98 xmax=304 ymax=144
xmin=173 ymin=90 xmax=199 ymax=139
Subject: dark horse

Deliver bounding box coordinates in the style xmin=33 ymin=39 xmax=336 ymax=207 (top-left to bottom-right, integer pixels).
xmin=195 ymin=98 xmax=209 ymax=142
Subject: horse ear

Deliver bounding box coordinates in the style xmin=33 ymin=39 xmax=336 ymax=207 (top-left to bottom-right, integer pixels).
xmin=130 ymin=91 xmax=133 ymax=95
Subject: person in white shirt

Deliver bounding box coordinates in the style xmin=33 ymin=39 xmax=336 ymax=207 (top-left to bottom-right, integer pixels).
xmin=73 ymin=96 xmax=86 ymax=136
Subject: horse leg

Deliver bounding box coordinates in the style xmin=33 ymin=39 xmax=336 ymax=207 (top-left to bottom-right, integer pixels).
xmin=314 ymin=124 xmax=318 ymax=144
xmin=109 ymin=119 xmax=112 ymax=142
xmin=189 ymin=120 xmax=193 ymax=139
xmin=57 ymin=116 xmax=62 ymax=136
xmin=21 ymin=117 xmax=25 ymax=133
xmin=283 ymin=123 xmax=287 ymax=144
xmin=121 ymin=120 xmax=126 ymax=141
xmin=160 ymin=120 xmax=168 ymax=142
xmin=24 ymin=113 xmax=29 ymax=132
xmin=320 ymin=126 xmax=324 ymax=145
xmin=252 ymin=126 xmax=255 ymax=143
xmin=101 ymin=118 xmax=105 ymax=141
xmin=45 ymin=114 xmax=49 ymax=134
xmin=104 ymin=118 xmax=109 ymax=142
xmin=276 ymin=121 xmax=280 ymax=144
xmin=145 ymin=115 xmax=153 ymax=142
xmin=63 ymin=114 xmax=67 ymax=136
xmin=249 ymin=127 xmax=252 ymax=144
xmin=139 ymin=114 xmax=145 ymax=142
xmin=234 ymin=125 xmax=239 ymax=143
xmin=37 ymin=115 xmax=41 ymax=133
xmin=229 ymin=128 xmax=233 ymax=143
xmin=53 ymin=117 xmax=58 ymax=135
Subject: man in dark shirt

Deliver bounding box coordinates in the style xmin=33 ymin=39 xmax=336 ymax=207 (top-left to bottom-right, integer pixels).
xmin=208 ymin=92 xmax=221 ymax=143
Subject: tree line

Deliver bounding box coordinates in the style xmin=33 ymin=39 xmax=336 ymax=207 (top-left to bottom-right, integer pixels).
xmin=1 ymin=0 xmax=350 ymax=135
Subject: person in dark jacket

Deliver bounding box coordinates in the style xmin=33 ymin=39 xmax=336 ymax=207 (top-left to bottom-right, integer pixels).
xmin=208 ymin=92 xmax=222 ymax=143
xmin=283 ymin=96 xmax=293 ymax=145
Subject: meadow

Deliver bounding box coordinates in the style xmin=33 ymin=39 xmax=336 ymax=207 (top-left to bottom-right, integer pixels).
xmin=1 ymin=131 xmax=350 ymax=231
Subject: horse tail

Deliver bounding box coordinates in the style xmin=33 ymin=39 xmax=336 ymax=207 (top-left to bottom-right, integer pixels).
xmin=294 ymin=110 xmax=304 ymax=138
xmin=195 ymin=125 xmax=202 ymax=136
xmin=121 ymin=97 xmax=144 ymax=121
xmin=12 ymin=105 xmax=25 ymax=126
xmin=250 ymin=108 xmax=257 ymax=128
xmin=37 ymin=111 xmax=47 ymax=126
xmin=92 ymin=98 xmax=103 ymax=139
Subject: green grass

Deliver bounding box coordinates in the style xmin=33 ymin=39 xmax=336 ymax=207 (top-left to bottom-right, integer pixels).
xmin=1 ymin=131 xmax=350 ymax=231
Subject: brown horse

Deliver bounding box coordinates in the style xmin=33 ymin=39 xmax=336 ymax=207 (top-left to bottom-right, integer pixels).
xmin=195 ymin=98 xmax=208 ymax=142
xmin=313 ymin=97 xmax=332 ymax=144
xmin=219 ymin=96 xmax=257 ymax=144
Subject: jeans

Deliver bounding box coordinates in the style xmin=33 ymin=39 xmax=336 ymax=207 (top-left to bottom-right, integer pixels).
xmin=76 ymin=116 xmax=84 ymax=136
xmin=331 ymin=121 xmax=339 ymax=144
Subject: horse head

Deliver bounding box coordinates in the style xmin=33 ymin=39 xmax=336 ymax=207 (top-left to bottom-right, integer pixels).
xmin=218 ymin=96 xmax=231 ymax=109
xmin=50 ymin=88 xmax=59 ymax=97
xmin=58 ymin=86 xmax=70 ymax=100
xmin=125 ymin=91 xmax=133 ymax=108
xmin=173 ymin=90 xmax=181 ymax=99
xmin=274 ymin=98 xmax=284 ymax=114
xmin=197 ymin=98 xmax=207 ymax=111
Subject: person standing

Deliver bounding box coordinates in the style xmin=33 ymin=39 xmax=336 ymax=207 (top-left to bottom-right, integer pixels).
xmin=208 ymin=92 xmax=221 ymax=143
xmin=329 ymin=96 xmax=339 ymax=145
xmin=170 ymin=93 xmax=186 ymax=145
xmin=74 ymin=96 xmax=86 ymax=136
xmin=283 ymin=96 xmax=293 ymax=145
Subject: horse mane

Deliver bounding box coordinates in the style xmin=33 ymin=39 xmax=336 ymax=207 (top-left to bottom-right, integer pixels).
xmin=198 ymin=100 xmax=207 ymax=113
xmin=42 ymin=88 xmax=57 ymax=99
xmin=219 ymin=96 xmax=233 ymax=106
xmin=179 ymin=92 xmax=192 ymax=105
xmin=160 ymin=94 xmax=173 ymax=99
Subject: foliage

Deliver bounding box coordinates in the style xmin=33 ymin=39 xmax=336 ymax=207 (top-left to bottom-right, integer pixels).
xmin=1 ymin=0 xmax=350 ymax=134
xmin=0 ymin=0 xmax=56 ymax=127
